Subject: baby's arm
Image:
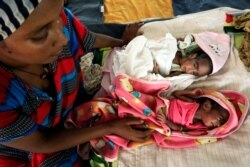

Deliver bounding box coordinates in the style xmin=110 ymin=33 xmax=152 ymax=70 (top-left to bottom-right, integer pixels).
xmin=164 ymin=120 xmax=184 ymax=131
xmin=172 ymin=88 xmax=203 ymax=102
xmin=152 ymin=60 xmax=183 ymax=77
xmin=156 ymin=111 xmax=183 ymax=131
xmin=152 ymin=60 xmax=180 ymax=77
xmin=167 ymin=71 xmax=183 ymax=77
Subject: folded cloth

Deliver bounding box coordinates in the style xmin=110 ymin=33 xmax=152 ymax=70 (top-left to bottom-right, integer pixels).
xmin=104 ymin=0 xmax=173 ymax=23
xmin=233 ymin=12 xmax=250 ymax=71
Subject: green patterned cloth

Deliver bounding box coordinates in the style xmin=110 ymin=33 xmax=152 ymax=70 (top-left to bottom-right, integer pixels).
xmin=90 ymin=150 xmax=118 ymax=167
xmin=223 ymin=12 xmax=245 ymax=49
xmin=93 ymin=47 xmax=112 ymax=66
xmin=80 ymin=47 xmax=112 ymax=95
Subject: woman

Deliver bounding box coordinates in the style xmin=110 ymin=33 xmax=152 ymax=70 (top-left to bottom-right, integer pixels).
xmin=0 ymin=0 xmax=150 ymax=166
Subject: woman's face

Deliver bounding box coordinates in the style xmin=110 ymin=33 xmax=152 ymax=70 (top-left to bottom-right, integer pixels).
xmin=0 ymin=0 xmax=67 ymax=67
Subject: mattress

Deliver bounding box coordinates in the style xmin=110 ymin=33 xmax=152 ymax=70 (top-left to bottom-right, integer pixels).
xmin=118 ymin=7 xmax=250 ymax=167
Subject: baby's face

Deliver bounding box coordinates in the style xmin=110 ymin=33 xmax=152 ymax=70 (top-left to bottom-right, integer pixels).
xmin=201 ymin=108 xmax=229 ymax=129
xmin=180 ymin=54 xmax=210 ymax=76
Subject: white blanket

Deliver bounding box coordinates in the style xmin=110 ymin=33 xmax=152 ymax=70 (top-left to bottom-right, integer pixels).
xmin=118 ymin=7 xmax=250 ymax=167
xmin=113 ymin=33 xmax=178 ymax=80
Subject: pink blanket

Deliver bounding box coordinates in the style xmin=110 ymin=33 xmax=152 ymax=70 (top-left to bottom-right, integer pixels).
xmin=65 ymin=74 xmax=249 ymax=162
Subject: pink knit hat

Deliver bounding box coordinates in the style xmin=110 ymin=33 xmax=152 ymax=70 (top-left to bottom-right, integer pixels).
xmin=197 ymin=89 xmax=249 ymax=136
xmin=192 ymin=32 xmax=230 ymax=74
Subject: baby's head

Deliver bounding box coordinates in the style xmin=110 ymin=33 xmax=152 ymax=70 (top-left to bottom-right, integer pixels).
xmin=197 ymin=97 xmax=229 ymax=129
xmin=178 ymin=32 xmax=230 ymax=76
xmin=192 ymin=32 xmax=230 ymax=75
xmin=180 ymin=50 xmax=213 ymax=76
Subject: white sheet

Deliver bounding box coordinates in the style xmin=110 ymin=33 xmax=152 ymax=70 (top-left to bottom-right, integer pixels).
xmin=118 ymin=7 xmax=250 ymax=167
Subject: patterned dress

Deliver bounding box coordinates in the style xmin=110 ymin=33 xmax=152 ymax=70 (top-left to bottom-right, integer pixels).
xmin=0 ymin=8 xmax=95 ymax=167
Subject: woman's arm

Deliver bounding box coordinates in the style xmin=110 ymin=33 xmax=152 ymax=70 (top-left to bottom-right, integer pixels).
xmin=92 ymin=22 xmax=143 ymax=48
xmin=92 ymin=32 xmax=125 ymax=48
xmin=3 ymin=117 xmax=151 ymax=153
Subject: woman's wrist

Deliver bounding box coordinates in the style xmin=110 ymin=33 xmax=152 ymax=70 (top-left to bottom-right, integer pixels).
xmin=101 ymin=122 xmax=114 ymax=135
xmin=118 ymin=39 xmax=126 ymax=47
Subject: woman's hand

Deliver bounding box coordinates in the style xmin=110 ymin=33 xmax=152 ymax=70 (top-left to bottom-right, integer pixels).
xmin=121 ymin=22 xmax=144 ymax=44
xmin=92 ymin=22 xmax=144 ymax=48
xmin=172 ymin=88 xmax=203 ymax=102
xmin=108 ymin=117 xmax=152 ymax=142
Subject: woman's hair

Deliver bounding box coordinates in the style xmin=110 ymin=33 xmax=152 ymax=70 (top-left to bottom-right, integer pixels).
xmin=197 ymin=97 xmax=229 ymax=125
xmin=195 ymin=50 xmax=213 ymax=75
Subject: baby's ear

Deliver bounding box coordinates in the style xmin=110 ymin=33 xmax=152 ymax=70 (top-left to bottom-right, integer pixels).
xmin=202 ymin=99 xmax=212 ymax=112
xmin=193 ymin=88 xmax=203 ymax=96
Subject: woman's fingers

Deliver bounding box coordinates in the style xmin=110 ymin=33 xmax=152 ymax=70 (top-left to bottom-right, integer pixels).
xmin=130 ymin=129 xmax=152 ymax=142
xmin=114 ymin=117 xmax=153 ymax=142
xmin=122 ymin=21 xmax=144 ymax=44
xmin=124 ymin=117 xmax=144 ymax=125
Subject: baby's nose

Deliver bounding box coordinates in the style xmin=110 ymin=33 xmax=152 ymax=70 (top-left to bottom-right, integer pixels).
xmin=213 ymin=120 xmax=221 ymax=127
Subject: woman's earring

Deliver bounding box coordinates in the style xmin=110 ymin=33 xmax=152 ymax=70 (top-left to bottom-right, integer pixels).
xmin=56 ymin=19 xmax=61 ymax=24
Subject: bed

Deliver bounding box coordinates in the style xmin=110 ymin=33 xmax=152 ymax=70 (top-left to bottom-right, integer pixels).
xmin=65 ymin=2 xmax=250 ymax=167
xmin=117 ymin=7 xmax=250 ymax=167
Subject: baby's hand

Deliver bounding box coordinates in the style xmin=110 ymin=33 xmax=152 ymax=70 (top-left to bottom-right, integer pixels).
xmin=153 ymin=60 xmax=159 ymax=74
xmin=159 ymin=90 xmax=169 ymax=99
xmin=157 ymin=110 xmax=184 ymax=131
xmin=176 ymin=37 xmax=184 ymax=41
xmin=156 ymin=110 xmax=167 ymax=123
